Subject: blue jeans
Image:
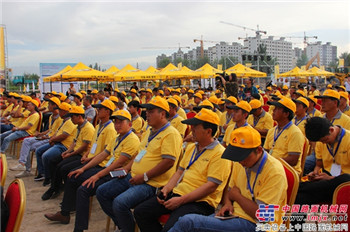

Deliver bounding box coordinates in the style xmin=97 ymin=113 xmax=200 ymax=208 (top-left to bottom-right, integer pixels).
xmin=303 ymin=151 xmax=316 ymax=176
xmin=168 ymin=213 xmax=256 ymax=232
xmin=96 ymin=173 xmax=157 ymax=232
xmin=18 ymin=137 xmax=48 ymax=171
xmin=0 ymin=130 xmax=29 ymax=153
xmin=0 ymin=124 xmax=14 ymax=133
xmin=35 ymin=143 xmax=67 ymax=178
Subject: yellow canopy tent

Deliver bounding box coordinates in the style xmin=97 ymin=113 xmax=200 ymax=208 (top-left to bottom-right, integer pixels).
xmin=158 ymin=64 xmax=199 ymax=80
xmin=61 ymin=62 xmax=113 ymax=81
xmin=43 ymin=65 xmax=72 ymax=82
xmin=306 ymin=67 xmax=335 ymax=77
xmin=104 ymin=65 xmax=120 ymax=75
xmin=145 ymin=66 xmax=160 ymax=74
xmin=278 ymin=66 xmax=311 ymax=78
xmin=225 ymin=63 xmax=267 ymax=77
xmin=195 ymin=63 xmax=222 ymax=79
xmin=114 ymin=64 xmax=157 ymax=81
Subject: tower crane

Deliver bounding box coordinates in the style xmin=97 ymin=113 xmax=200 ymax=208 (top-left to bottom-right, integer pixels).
xmin=142 ymin=43 xmax=190 ymax=50
xmin=283 ymin=32 xmax=317 ymax=48
xmin=193 ymin=35 xmax=221 ymax=58
xmin=220 ymin=21 xmax=267 ymax=37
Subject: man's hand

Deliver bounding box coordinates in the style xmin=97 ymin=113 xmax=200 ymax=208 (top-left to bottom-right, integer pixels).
xmin=129 ymin=174 xmax=144 ymax=185
xmin=82 ymin=175 xmax=100 ymax=188
xmin=216 ymin=203 xmax=234 ymax=217
xmin=68 ymin=168 xmax=84 ymax=178
xmin=312 ymin=172 xmax=335 ymax=181
xmin=163 ymin=196 xmax=184 ymax=211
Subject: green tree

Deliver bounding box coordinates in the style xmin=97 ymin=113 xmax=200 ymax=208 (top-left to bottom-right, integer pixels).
xmin=157 ymin=58 xmax=171 ymax=68
xmin=339 ymin=52 xmax=350 ymax=66
xmin=296 ymin=53 xmax=308 ymax=67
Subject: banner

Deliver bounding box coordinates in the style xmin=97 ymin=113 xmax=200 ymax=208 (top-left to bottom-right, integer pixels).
xmin=274 ymin=65 xmax=279 ymax=78
xmin=338 ymin=59 xmax=344 ymax=68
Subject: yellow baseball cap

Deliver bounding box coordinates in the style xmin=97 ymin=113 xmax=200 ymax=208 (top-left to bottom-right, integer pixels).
xmin=146 ymin=88 xmax=153 ymax=94
xmin=47 ymin=97 xmax=61 ymax=107
xmin=172 ymin=88 xmax=180 ymax=93
xmin=223 ymin=96 xmax=238 ymax=105
xmin=172 ymin=95 xmax=182 ymax=104
xmin=182 ymin=108 xmax=219 ymax=126
xmin=121 ymin=91 xmax=127 ymax=96
xmin=227 ymin=100 xmax=252 ymax=113
xmin=50 ymin=91 xmax=58 ymax=96
xmin=194 ymin=93 xmax=202 ymax=99
xmin=215 ymin=89 xmax=222 ymax=94
xmin=293 ymin=97 xmax=309 ymax=108
xmin=187 ymin=89 xmax=194 ymax=94
xmin=167 ymin=98 xmax=178 ymax=107
xmin=80 ymin=90 xmax=87 ymax=95
xmin=110 ymin=109 xmax=131 ymax=121
xmin=92 ymin=99 xmax=116 ymax=112
xmin=58 ymin=93 xmax=67 ymax=101
xmin=268 ymin=96 xmax=296 ymax=113
xmin=159 ymin=90 xmax=164 ymax=96
xmin=208 ymin=96 xmax=219 ymax=108
xmin=266 ymin=86 xmax=272 ymax=91
xmin=218 ymin=98 xmax=225 ymax=105
xmin=130 ymin=89 xmax=137 ymax=94
xmin=68 ymin=105 xmax=85 ymax=116
xmin=249 ymin=99 xmax=262 ymax=110
xmin=339 ymin=91 xmax=349 ymax=99
xmin=306 ymin=95 xmax=318 ymax=105
xmin=315 ymin=89 xmax=340 ymax=100
xmin=114 ymin=88 xmax=120 ymax=93
xmin=338 ymin=86 xmax=346 ymax=91
xmin=21 ymin=95 xmax=32 ymax=102
xmin=30 ymin=99 xmax=39 ymax=108
xmin=222 ymin=126 xmax=261 ymax=162
xmin=71 ymin=92 xmax=83 ymax=99
xmin=198 ymin=99 xmax=214 ymax=110
xmin=198 ymin=90 xmax=205 ymax=95
xmin=239 ymin=84 xmax=245 ymax=88
xmin=327 ymin=84 xmax=332 ymax=89
xmin=295 ymin=89 xmax=306 ymax=97
xmin=11 ymin=93 xmax=21 ymax=99
xmin=139 ymin=88 xmax=146 ymax=92
xmin=91 ymin=89 xmax=98 ymax=94
xmin=140 ymin=96 xmax=169 ymax=113
xmin=59 ymin=102 xmax=71 ymax=112
xmin=109 ymin=96 xmax=119 ymax=103
xmin=256 ymin=85 xmax=260 ymax=89
xmin=272 ymin=84 xmax=277 ymax=87
xmin=282 ymin=85 xmax=289 ymax=90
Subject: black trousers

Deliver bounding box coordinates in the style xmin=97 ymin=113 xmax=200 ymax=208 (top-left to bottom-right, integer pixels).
xmin=295 ymin=174 xmax=350 ymax=204
xmin=134 ymin=194 xmax=214 ymax=232
xmin=60 ymin=165 xmax=111 ymax=230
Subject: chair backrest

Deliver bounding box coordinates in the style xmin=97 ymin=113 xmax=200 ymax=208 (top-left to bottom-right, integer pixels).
xmin=278 ymin=158 xmax=300 ymax=206
xmin=332 ymin=181 xmax=350 ymax=225
xmin=299 ymin=140 xmax=311 ymax=178
xmin=186 ymin=111 xmax=196 ymax=119
xmin=5 ymin=179 xmax=26 ymax=232
xmin=1 ymin=153 xmax=8 ymax=187
xmin=36 ymin=112 xmax=43 ymax=132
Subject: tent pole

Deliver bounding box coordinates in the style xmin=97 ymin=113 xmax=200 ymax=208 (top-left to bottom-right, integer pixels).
xmin=61 ymin=75 xmax=63 ymax=92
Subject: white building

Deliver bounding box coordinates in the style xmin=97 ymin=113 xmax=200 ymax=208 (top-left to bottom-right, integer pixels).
xmin=305 ymin=42 xmax=337 ymax=67
xmin=243 ymin=35 xmax=293 ymax=73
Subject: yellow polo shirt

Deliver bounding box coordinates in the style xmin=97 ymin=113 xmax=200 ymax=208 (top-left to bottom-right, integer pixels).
xmin=247 ymin=110 xmax=274 ymax=138
xmin=104 ymin=131 xmax=140 ymax=167
xmin=87 ymin=120 xmax=117 ymax=160
xmin=264 ymin=123 xmax=304 ymax=174
xmin=1 ymin=103 xmax=13 ymax=117
xmin=268 ymin=105 xmax=275 ymax=115
xmin=181 ymin=94 xmax=188 ymax=106
xmin=307 ymin=108 xmax=322 ymax=118
xmin=56 ymin=118 xmax=77 ymax=148
xmin=174 ymin=141 xmax=231 ymax=208
xmin=131 ymin=124 xmax=182 ymax=188
xmin=293 ymin=116 xmax=308 ymax=136
xmin=19 ymin=112 xmax=40 ymax=135
xmin=177 ymin=107 xmax=187 ymax=119
xmin=214 ymin=110 xmax=222 ymax=122
xmin=342 ymin=105 xmax=350 ymax=117
xmin=41 ymin=101 xmax=49 ymax=110
xmin=170 ymin=114 xmax=187 ymax=137
xmin=48 ymin=115 xmax=63 ymax=137
xmin=132 ymin=115 xmax=143 ymax=134
xmin=315 ymin=127 xmax=350 ymax=175
xmin=325 ymin=110 xmax=350 ymax=130
xmin=229 ymin=154 xmax=287 ymax=225
xmin=74 ymin=121 xmax=95 ymax=151
xmin=9 ymin=105 xmax=20 ymax=124
xmin=186 ymin=98 xmax=195 ymax=107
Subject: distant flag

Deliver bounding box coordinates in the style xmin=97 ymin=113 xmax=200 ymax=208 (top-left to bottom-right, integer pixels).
xmin=274 ymin=65 xmax=280 ymax=79
xmin=32 ymin=81 xmax=35 ymax=91
xmin=26 ymin=83 xmax=30 ymax=92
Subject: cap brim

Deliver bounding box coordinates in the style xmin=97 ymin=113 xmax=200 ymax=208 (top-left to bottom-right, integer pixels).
xmin=292 ymin=99 xmax=308 ymax=107
xmin=271 ymin=96 xmax=281 ymax=101
xmin=110 ymin=115 xmax=129 ymax=121
xmin=314 ymin=95 xmax=338 ymax=100
xmin=222 ymin=145 xmax=254 ymax=162
xmin=139 ymin=103 xmax=158 ymax=110
xmin=267 ymin=101 xmax=285 ymax=109
xmin=67 ymin=112 xmax=84 ymax=117
xmin=250 ymin=108 xmax=258 ymax=114
xmin=181 ymin=117 xmax=204 ymax=125
xmin=71 ymin=94 xmax=82 ymax=99
xmin=92 ymin=103 xmax=109 ymax=110
xmin=223 ymin=99 xmax=235 ymax=104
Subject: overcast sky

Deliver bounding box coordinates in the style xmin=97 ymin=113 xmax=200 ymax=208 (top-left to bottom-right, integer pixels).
xmin=2 ymin=0 xmax=350 ymax=75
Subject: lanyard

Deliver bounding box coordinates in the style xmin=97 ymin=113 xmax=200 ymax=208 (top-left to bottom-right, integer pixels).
xmin=74 ymin=120 xmax=87 ymax=142
xmin=326 ymin=128 xmax=345 ymax=159
xmin=146 ymin=122 xmax=170 ymax=147
xmin=96 ymin=120 xmax=112 ymax=139
xmin=186 ymin=147 xmax=207 ymax=170
xmin=245 ymin=152 xmax=268 ymax=202
xmin=273 ymin=121 xmax=292 ymax=146
xmin=56 ymin=118 xmax=69 ymax=132
xmin=171 ymin=114 xmax=179 ymax=121
xmin=294 ymin=116 xmax=307 ymax=126
xmin=235 ymin=122 xmax=248 ymax=129
xmin=113 ymin=130 xmax=132 ymax=152
xmin=253 ymin=117 xmax=260 ymax=127
xmin=226 ymin=113 xmax=232 ymax=124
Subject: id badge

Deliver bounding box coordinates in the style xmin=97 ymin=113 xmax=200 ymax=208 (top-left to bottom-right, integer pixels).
xmin=90 ymin=143 xmax=97 ymax=154
xmin=134 ymin=149 xmax=147 ymax=163
xmin=105 ymin=157 xmax=115 ymax=167
xmin=330 ymin=162 xmax=341 ymax=177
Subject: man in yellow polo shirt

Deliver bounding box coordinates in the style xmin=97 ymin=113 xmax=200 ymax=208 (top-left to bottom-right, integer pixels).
xmin=219 ymin=96 xmax=237 ymax=140
xmin=306 ymin=95 xmax=322 ymax=117
xmin=292 ymin=97 xmax=309 ymax=136
xmin=128 ymin=100 xmax=144 ymax=135
xmin=96 ymin=96 xmax=182 ymax=232
xmin=1 ymin=99 xmax=40 ymax=153
xmin=167 ymin=98 xmax=187 ymax=137
xmin=35 ymin=102 xmax=77 ymax=185
xmin=247 ymin=99 xmax=274 ymax=145
xmin=295 ymin=117 xmax=350 ymax=204
xmin=339 ymin=91 xmax=350 ymax=117
xmin=134 ymin=108 xmax=231 ymax=232
xmin=264 ymin=97 xmax=305 ymax=174
xmin=168 ymin=126 xmax=287 ymax=232
xmin=41 ymin=105 xmax=95 ymax=200
xmin=45 ymin=110 xmax=138 ymax=231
